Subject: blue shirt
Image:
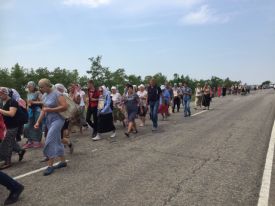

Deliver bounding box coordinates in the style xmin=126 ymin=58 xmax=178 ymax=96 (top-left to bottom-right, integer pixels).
xmin=183 ymin=87 xmax=192 ymax=100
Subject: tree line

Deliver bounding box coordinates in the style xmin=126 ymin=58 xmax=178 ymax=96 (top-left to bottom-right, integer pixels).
xmin=0 ymin=55 xmax=242 ymax=98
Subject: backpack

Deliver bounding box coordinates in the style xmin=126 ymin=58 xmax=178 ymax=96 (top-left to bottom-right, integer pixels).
xmin=16 ymin=106 xmax=29 ymax=125
xmin=8 ymin=99 xmax=28 ymax=126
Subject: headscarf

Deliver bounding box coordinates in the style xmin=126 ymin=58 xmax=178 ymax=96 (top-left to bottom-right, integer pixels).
xmin=27 ymin=81 xmax=36 ymax=88
xmin=55 ymin=83 xmax=68 ymax=93
xmin=0 ymin=87 xmax=9 ymax=96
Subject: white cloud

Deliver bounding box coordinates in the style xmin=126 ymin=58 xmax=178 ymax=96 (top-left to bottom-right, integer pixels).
xmin=63 ymin=0 xmax=111 ymax=8
xmin=180 ymin=4 xmax=230 ymax=25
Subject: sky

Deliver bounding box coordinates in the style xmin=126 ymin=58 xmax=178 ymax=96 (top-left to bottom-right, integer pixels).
xmin=0 ymin=0 xmax=275 ymax=84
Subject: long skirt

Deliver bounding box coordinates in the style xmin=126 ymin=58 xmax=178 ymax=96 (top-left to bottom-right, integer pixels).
xmin=44 ymin=118 xmax=65 ymax=159
xmin=202 ymin=94 xmax=211 ymax=107
xmin=195 ymin=96 xmax=202 ymax=107
xmin=98 ymin=113 xmax=115 ymax=133
xmin=0 ymin=128 xmax=20 ymax=162
xmin=24 ymin=107 xmax=42 ymax=142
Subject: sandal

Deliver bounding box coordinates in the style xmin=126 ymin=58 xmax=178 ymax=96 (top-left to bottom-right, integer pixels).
xmin=0 ymin=163 xmax=11 ymax=170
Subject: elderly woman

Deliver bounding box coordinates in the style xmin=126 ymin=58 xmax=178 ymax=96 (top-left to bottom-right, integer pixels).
xmin=137 ymin=84 xmax=147 ymax=127
xmin=34 ymin=79 xmax=68 ymax=176
xmin=55 ymin=84 xmax=74 ymax=154
xmin=202 ymin=83 xmax=211 ymax=110
xmin=0 ymin=87 xmax=25 ymax=169
xmin=194 ymin=83 xmax=202 ymax=110
xmin=92 ymin=86 xmax=116 ymax=141
xmin=23 ymin=81 xmax=43 ymax=149
xmin=111 ymin=86 xmax=125 ymax=124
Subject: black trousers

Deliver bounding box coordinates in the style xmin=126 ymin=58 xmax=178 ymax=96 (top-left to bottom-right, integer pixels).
xmin=0 ymin=171 xmax=21 ymax=191
xmin=86 ymin=107 xmax=98 ymax=134
xmin=173 ymin=96 xmax=181 ymax=112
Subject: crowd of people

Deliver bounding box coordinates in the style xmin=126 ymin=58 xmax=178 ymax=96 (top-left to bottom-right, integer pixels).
xmin=0 ymin=78 xmax=251 ymax=205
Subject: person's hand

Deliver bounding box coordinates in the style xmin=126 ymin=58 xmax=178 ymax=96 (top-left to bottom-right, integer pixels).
xmin=42 ymin=107 xmax=50 ymax=113
xmin=34 ymin=122 xmax=40 ymax=129
xmin=28 ymin=100 xmax=33 ymax=106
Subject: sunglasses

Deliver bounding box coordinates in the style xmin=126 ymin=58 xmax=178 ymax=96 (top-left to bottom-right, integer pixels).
xmin=99 ymin=90 xmax=103 ymax=92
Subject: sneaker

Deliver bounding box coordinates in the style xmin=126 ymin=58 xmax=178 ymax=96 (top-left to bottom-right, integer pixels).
xmin=43 ymin=167 xmax=54 ymax=176
xmin=152 ymin=127 xmax=157 ymax=131
xmin=139 ymin=123 xmax=144 ymax=127
xmin=22 ymin=142 xmax=33 ymax=149
xmin=54 ymin=162 xmax=67 ymax=169
xmin=124 ymin=132 xmax=130 ymax=137
xmin=92 ymin=134 xmax=101 ymax=141
xmin=110 ymin=131 xmax=116 ymax=138
xmin=18 ymin=149 xmax=26 ymax=162
xmin=0 ymin=162 xmax=12 ymax=170
xmin=91 ymin=131 xmax=97 ymax=138
xmin=4 ymin=184 xmax=24 ymax=205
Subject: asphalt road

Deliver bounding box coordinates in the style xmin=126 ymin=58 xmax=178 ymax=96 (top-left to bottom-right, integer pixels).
xmin=1 ymin=89 xmax=275 ymax=206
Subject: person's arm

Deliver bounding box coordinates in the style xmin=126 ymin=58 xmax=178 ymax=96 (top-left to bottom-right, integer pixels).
xmin=101 ymin=95 xmax=111 ymax=113
xmin=43 ymin=95 xmax=68 ymax=113
xmin=34 ymin=110 xmax=45 ymax=129
xmin=0 ymin=107 xmax=17 ymax=117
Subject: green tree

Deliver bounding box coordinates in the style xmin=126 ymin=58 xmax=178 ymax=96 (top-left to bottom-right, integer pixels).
xmin=10 ymin=63 xmax=27 ymax=97
xmin=126 ymin=74 xmax=142 ymax=86
xmin=87 ymin=56 xmax=110 ymax=87
xmin=0 ymin=68 xmax=12 ymax=88
xmin=153 ymin=73 xmax=167 ymax=85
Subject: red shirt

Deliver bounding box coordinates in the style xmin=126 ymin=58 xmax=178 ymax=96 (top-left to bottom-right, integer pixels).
xmin=88 ymin=89 xmax=100 ymax=108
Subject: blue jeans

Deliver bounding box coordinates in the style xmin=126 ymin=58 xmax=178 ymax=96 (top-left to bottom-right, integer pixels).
xmin=0 ymin=171 xmax=22 ymax=191
xmin=149 ymin=100 xmax=159 ymax=128
xmin=184 ymin=98 xmax=191 ymax=116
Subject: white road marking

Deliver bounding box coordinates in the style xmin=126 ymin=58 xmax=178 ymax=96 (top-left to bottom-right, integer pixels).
xmin=257 ymin=120 xmax=275 ymax=206
xmin=14 ymin=160 xmax=69 ymax=180
xmin=13 ymin=148 xmax=98 ymax=180
xmin=191 ymin=110 xmax=208 ymax=117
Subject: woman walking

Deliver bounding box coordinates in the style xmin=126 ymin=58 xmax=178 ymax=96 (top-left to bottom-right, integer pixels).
xmin=194 ymin=83 xmax=202 ymax=110
xmin=202 ymin=83 xmax=211 ymax=110
xmin=23 ymin=81 xmax=43 ymax=149
xmin=34 ymin=79 xmax=68 ymax=176
xmin=0 ymin=87 xmax=25 ymax=170
xmin=55 ymin=83 xmax=74 ymax=154
xmin=111 ymin=86 xmax=125 ymax=125
xmin=124 ymin=85 xmax=139 ymax=137
xmin=92 ymin=86 xmax=116 ymax=141
xmin=137 ymin=84 xmax=147 ymax=127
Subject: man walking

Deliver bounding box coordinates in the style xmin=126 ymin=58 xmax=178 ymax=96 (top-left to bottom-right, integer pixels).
xmin=182 ymin=82 xmax=192 ymax=117
xmin=147 ymin=79 xmax=162 ymax=131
